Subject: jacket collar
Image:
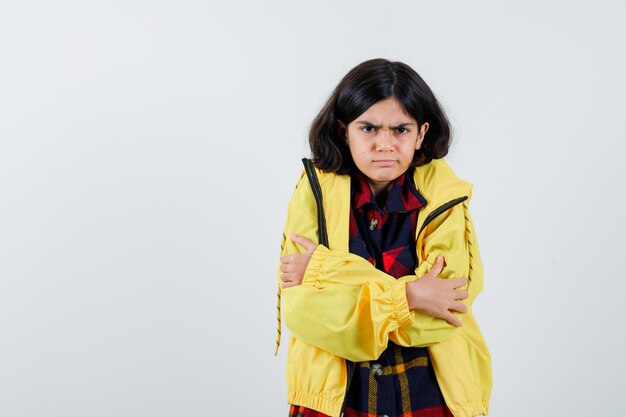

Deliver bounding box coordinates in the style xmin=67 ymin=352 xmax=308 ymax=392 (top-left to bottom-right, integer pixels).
xmin=311 ymin=158 xmax=472 ymax=252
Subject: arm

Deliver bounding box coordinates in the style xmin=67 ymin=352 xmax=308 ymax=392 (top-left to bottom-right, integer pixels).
xmin=281 ymin=199 xmax=482 ymax=353
xmin=280 ymin=243 xmax=414 ymax=362
xmin=278 ymin=174 xmax=480 ymax=359
xmin=283 ymin=236 xmax=471 ymax=353
xmin=278 ymin=174 xmax=413 ymax=362
xmin=282 ymin=240 xmax=467 ymax=324
xmin=390 ymin=200 xmax=483 ymax=347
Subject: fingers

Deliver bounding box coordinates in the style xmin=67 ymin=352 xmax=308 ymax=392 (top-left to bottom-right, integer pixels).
xmin=290 ymin=233 xmax=317 ymax=253
xmin=281 ymin=280 xmax=297 ymax=289
xmin=280 ymin=271 xmax=296 ymax=288
xmin=449 ymin=276 xmax=469 ymax=289
xmin=443 ymin=312 xmax=463 ymax=327
xmin=450 ymin=301 xmax=468 ymax=314
xmin=280 ymin=249 xmax=310 ymax=289
xmin=455 ymin=290 xmax=469 ymax=300
xmin=279 ymin=261 xmax=303 ymax=288
xmin=428 ymin=255 xmax=445 ymax=277
xmin=280 ymin=272 xmax=304 ymax=288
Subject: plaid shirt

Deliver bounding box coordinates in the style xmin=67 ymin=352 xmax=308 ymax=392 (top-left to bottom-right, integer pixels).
xmin=290 ymin=168 xmax=453 ymax=417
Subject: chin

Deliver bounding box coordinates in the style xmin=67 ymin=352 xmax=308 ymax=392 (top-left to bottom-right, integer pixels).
xmin=372 ymin=172 xmax=400 ymax=181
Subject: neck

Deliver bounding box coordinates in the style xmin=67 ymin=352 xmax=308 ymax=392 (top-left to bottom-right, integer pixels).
xmin=367 ymin=180 xmax=392 ymax=205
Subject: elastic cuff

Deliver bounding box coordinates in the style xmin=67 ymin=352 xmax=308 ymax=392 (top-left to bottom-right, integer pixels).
xmin=391 ymin=281 xmax=414 ymax=327
xmin=302 ymin=244 xmax=330 ymax=286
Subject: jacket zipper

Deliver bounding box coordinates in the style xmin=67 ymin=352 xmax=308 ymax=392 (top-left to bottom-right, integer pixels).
xmin=416 ymin=196 xmax=468 ymax=242
xmin=339 ymin=360 xmax=355 ymax=416
xmin=304 ymin=159 xmax=354 ymax=416
xmin=303 ymin=159 xmax=329 ymax=247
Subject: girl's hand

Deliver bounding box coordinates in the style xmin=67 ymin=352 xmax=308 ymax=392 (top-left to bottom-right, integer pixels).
xmin=279 ymin=233 xmax=318 ymax=288
xmin=406 ymin=256 xmax=469 ymax=327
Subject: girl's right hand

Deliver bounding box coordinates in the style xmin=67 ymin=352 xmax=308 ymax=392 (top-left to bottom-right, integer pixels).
xmin=405 ymin=256 xmax=468 ymax=327
xmin=279 ymin=233 xmax=318 ymax=289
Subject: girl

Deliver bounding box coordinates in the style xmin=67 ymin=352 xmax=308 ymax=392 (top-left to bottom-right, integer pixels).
xmin=277 ymin=59 xmax=491 ymax=417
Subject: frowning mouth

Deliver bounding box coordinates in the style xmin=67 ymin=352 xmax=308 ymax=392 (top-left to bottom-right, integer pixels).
xmin=372 ymin=160 xmax=397 ymax=166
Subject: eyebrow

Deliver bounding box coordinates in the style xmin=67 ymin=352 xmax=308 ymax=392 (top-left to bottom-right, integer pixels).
xmin=355 ymin=120 xmax=416 ymax=128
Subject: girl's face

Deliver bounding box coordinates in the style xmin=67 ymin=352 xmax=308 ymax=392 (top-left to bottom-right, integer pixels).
xmin=341 ymin=97 xmax=429 ymax=196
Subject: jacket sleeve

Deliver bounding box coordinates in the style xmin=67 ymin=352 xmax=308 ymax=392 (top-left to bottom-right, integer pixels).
xmin=282 ymin=246 xmax=414 ymax=362
xmin=279 ymin=175 xmax=483 ymax=360
xmin=388 ymin=200 xmax=484 ymax=348
xmin=278 ymin=173 xmax=413 ymax=362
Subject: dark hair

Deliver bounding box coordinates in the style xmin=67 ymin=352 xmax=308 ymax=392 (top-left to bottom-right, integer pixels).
xmin=309 ymin=58 xmax=451 ymax=174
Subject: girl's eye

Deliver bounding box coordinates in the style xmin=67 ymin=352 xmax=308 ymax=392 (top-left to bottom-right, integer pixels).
xmin=361 ymin=125 xmax=376 ymax=133
xmin=396 ymin=127 xmax=409 ymax=134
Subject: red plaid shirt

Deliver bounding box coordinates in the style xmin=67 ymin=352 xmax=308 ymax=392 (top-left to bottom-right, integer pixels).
xmin=290 ymin=168 xmax=453 ymax=417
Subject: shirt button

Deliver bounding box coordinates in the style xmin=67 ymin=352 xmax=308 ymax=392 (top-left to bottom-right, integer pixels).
xmin=369 ymin=218 xmax=378 ymax=231
xmin=370 ymin=364 xmax=383 ymax=377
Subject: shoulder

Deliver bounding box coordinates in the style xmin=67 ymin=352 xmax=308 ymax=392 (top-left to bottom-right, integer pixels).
xmin=414 ymin=158 xmax=460 ymax=182
xmin=297 ymin=164 xmax=350 ymax=197
xmin=413 ymin=158 xmax=474 ymax=202
xmin=287 ymin=164 xmax=350 ymax=216
xmin=289 ymin=169 xmax=314 ymax=208
xmin=288 ymin=166 xmax=342 ymax=203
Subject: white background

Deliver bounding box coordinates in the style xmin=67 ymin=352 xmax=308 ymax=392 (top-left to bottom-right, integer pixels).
xmin=1 ymin=1 xmax=625 ymax=416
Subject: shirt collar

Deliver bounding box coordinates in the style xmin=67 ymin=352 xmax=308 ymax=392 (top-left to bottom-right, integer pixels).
xmin=351 ymin=167 xmax=427 ymax=213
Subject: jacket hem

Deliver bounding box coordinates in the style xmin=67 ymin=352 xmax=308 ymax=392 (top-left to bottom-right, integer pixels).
xmin=287 ymin=390 xmax=342 ymax=417
xmin=447 ymin=399 xmax=489 ymax=417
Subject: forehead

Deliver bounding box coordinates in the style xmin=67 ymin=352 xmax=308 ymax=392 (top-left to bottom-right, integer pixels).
xmin=355 ymin=97 xmax=415 ymax=124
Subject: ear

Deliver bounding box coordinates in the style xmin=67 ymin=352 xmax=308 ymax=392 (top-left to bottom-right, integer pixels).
xmin=415 ymin=122 xmax=429 ymax=150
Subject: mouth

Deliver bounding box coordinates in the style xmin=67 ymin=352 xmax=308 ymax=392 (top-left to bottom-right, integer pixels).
xmin=372 ymin=160 xmax=397 ymax=167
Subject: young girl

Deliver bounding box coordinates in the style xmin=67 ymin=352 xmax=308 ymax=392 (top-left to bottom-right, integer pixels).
xmin=277 ymin=59 xmax=491 ymax=417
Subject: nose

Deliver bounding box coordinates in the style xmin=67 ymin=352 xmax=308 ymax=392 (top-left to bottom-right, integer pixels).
xmin=375 ymin=129 xmax=394 ymax=151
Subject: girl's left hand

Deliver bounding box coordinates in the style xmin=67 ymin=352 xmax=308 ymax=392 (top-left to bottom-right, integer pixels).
xmin=280 ymin=233 xmax=318 ymax=288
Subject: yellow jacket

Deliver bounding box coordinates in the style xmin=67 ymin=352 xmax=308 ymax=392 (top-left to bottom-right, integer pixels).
xmin=277 ymin=158 xmax=492 ymax=417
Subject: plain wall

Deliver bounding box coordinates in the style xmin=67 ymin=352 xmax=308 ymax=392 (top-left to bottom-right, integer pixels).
xmin=1 ymin=0 xmax=625 ymax=416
